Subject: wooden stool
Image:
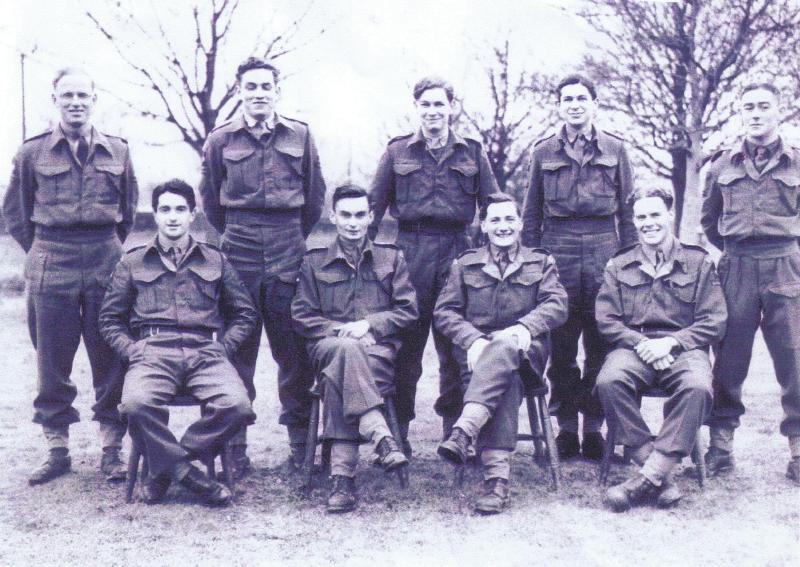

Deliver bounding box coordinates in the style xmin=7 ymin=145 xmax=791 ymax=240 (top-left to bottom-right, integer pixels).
xmin=598 ymin=387 xmax=706 ymax=488
xmin=125 ymin=394 xmax=236 ymax=503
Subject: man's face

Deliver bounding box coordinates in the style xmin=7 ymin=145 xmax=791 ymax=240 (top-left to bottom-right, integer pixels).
xmin=330 ymin=195 xmax=373 ymax=242
xmin=52 ymin=73 xmax=96 ymax=129
xmin=557 ymin=83 xmax=597 ymax=130
xmin=740 ymin=88 xmax=781 ymax=142
xmin=414 ymin=87 xmax=454 ymax=137
xmin=481 ymin=201 xmax=523 ymax=249
xmin=632 ymin=196 xmax=673 ymax=248
xmin=154 ymin=191 xmax=196 ymax=241
xmin=238 ymin=68 xmax=279 ymax=121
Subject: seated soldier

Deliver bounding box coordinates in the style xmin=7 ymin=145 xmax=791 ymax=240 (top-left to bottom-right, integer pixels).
xmin=99 ymin=179 xmax=258 ymax=506
xmin=595 ymin=187 xmax=727 ymax=512
xmin=291 ymin=184 xmax=418 ymax=513
xmin=434 ymin=193 xmax=568 ymax=515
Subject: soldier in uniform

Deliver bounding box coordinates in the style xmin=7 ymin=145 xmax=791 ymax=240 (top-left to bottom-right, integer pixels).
xmin=199 ymin=57 xmax=326 ymax=473
xmin=701 ymin=82 xmax=800 ymax=484
xmin=2 ymin=68 xmax=138 ymax=484
xmin=435 ymin=193 xmax=568 ymax=514
xmin=596 ymin=187 xmax=727 ymax=511
xmin=521 ymin=74 xmax=637 ymax=461
xmin=292 ymin=184 xmax=417 ymax=513
xmin=99 ymin=180 xmax=257 ymax=506
xmin=370 ymin=76 xmax=499 ymax=449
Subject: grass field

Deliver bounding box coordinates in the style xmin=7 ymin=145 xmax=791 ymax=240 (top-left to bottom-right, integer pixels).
xmin=0 ymin=234 xmax=797 ymax=567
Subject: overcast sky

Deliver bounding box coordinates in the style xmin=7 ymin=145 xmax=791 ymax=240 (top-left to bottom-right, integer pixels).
xmin=0 ymin=0 xmax=593 ymax=192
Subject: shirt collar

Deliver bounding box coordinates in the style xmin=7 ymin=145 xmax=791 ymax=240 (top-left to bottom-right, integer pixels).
xmin=243 ymin=112 xmax=277 ymax=131
xmin=146 ymin=234 xmax=201 ymax=266
xmin=234 ymin=113 xmax=294 ymax=134
xmin=47 ymin=126 xmax=115 ymax=159
xmin=406 ymin=128 xmax=467 ymax=149
xmin=322 ymin=236 xmax=374 ymax=268
xmin=731 ymin=136 xmax=789 ymax=164
xmin=489 ymin=242 xmax=520 ymax=264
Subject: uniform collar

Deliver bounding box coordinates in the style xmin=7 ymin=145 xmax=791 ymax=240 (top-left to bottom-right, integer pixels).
xmin=46 ymin=126 xmax=116 ymax=158
xmin=243 ymin=112 xmax=277 ymax=131
xmin=555 ymin=125 xmax=616 ymax=157
xmin=322 ymin=236 xmax=374 ymax=268
xmin=462 ymin=243 xmax=539 ymax=281
xmin=730 ymin=136 xmax=790 ymax=164
xmin=232 ymin=113 xmax=295 ymax=134
xmin=406 ymin=128 xmax=467 ymax=149
xmin=144 ymin=234 xmax=204 ymax=270
xmin=620 ymin=238 xmax=689 ymax=277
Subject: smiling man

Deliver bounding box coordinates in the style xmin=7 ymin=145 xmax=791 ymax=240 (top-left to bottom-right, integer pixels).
xmin=521 ymin=74 xmax=637 ymax=462
xmin=370 ymin=77 xmax=500 ymax=450
xmin=99 ymin=179 xmax=257 ymax=506
xmin=596 ymin=187 xmax=727 ymax=512
xmin=701 ymin=83 xmax=800 ymax=484
xmin=199 ymin=57 xmax=326 ymax=475
xmin=434 ymin=193 xmax=567 ymax=514
xmin=2 ymin=68 xmax=138 ymax=485
xmin=292 ymin=184 xmax=417 ymax=513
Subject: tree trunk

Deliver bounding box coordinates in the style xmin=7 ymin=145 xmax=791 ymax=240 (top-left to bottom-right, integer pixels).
xmin=679 ymin=131 xmax=704 ymax=244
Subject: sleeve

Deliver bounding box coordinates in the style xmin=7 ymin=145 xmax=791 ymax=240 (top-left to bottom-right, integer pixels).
xmin=475 ymin=142 xmax=500 ymax=207
xmin=301 ymin=129 xmax=326 ymax=238
xmin=117 ymin=146 xmax=139 ymax=243
xmin=218 ymin=254 xmax=259 ymax=355
xmin=364 ymin=250 xmax=419 ymax=338
xmin=368 ymin=148 xmax=394 ymax=240
xmin=199 ymin=136 xmax=226 ymax=234
xmin=595 ymin=260 xmax=648 ymax=348
xmin=700 ymin=166 xmax=724 ymax=251
xmin=616 ymin=144 xmax=637 ymax=247
xmin=2 ymin=146 xmax=36 ymax=252
xmin=433 ymin=261 xmax=486 ymax=350
xmin=521 ymin=150 xmax=544 ymax=248
xmin=291 ymin=256 xmax=337 ymax=340
xmin=670 ymin=256 xmax=728 ymax=350
xmin=98 ymin=258 xmax=139 ymax=359
xmin=517 ymin=255 xmax=568 ymax=336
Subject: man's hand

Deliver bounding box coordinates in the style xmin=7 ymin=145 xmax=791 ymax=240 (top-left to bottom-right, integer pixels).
xmin=467 ymin=337 xmax=490 ymax=372
xmin=333 ymin=320 xmax=371 ymax=339
xmin=492 ymin=324 xmax=532 ymax=351
xmin=651 ymin=354 xmax=675 ymax=371
xmin=358 ymin=331 xmax=377 ymax=347
xmin=635 ymin=337 xmax=679 ymax=364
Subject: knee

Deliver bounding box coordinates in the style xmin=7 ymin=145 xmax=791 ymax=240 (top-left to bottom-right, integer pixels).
xmin=486 ymin=335 xmax=518 ymax=358
xmin=119 ymin=394 xmax=155 ymax=419
xmin=321 ymin=336 xmax=365 ymax=357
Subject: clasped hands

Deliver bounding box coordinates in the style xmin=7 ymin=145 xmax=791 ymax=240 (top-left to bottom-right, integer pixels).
xmin=635 ymin=336 xmax=679 ymax=370
xmin=333 ymin=320 xmax=375 ymax=346
xmin=466 ymin=324 xmax=532 ymax=372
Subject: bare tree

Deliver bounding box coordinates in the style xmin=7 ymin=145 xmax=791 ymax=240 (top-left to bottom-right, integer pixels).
xmin=85 ymin=0 xmax=324 ymax=156
xmin=460 ymin=40 xmax=559 ymax=203
xmin=575 ymin=0 xmax=800 ymax=238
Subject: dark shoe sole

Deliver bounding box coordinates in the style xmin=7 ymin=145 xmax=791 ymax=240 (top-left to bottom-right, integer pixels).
xmin=105 ymin=471 xmax=127 ymax=483
xmin=475 ymin=502 xmax=506 ymax=515
xmin=381 ymin=454 xmax=409 ymax=472
xmin=437 ymin=443 xmax=466 ymax=465
xmin=29 ymin=465 xmax=71 ymax=486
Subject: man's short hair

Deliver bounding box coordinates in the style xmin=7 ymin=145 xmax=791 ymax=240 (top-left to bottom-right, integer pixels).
xmin=151 ymin=179 xmax=197 ymax=212
xmin=236 ymin=57 xmax=280 ymax=84
xmin=627 ymin=187 xmax=674 ymax=211
xmin=413 ymin=76 xmax=455 ymax=102
xmin=332 ymin=183 xmax=370 ymax=211
xmin=740 ymin=82 xmax=780 ymax=99
xmin=479 ymin=193 xmax=520 ymax=221
xmin=52 ymin=67 xmax=95 ymax=91
xmin=555 ymin=74 xmax=597 ymax=101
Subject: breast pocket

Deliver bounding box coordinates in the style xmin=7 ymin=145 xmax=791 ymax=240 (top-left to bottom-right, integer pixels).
xmin=617 ymin=270 xmax=651 ymax=320
xmin=540 ymin=161 xmax=570 ymax=202
xmin=362 ymin=265 xmax=394 ymax=311
xmin=275 ymin=144 xmax=306 ymax=199
xmin=769 ymin=171 xmax=800 ymax=217
xmin=507 ymin=266 xmax=544 ymax=320
xmin=92 ymin=162 xmax=125 ymax=205
xmin=315 ymin=270 xmax=353 ymax=315
xmin=34 ymin=163 xmax=72 ymax=205
xmin=463 ymin=271 xmax=495 ymax=321
xmin=717 ymin=170 xmax=747 ymax=216
xmin=188 ymin=265 xmax=222 ymax=311
xmin=664 ymin=271 xmax=696 ymax=322
xmin=132 ymin=269 xmax=171 ymax=315
xmin=589 ymin=155 xmax=619 ymax=201
xmin=223 ymin=147 xmax=259 ymax=194
xmin=449 ymin=161 xmax=479 ymax=196
xmin=392 ymin=160 xmax=422 ymax=204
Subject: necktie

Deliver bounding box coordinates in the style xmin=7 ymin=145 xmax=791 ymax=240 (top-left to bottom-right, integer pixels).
xmin=498 ymin=250 xmax=510 ymax=276
xmin=655 ymin=250 xmax=665 ymax=272
xmin=169 ymin=247 xmax=181 ymax=269
xmin=76 ymin=139 xmax=89 ymax=167
xmin=253 ymin=121 xmax=270 ymax=142
xmin=753 ymin=146 xmax=770 ymax=172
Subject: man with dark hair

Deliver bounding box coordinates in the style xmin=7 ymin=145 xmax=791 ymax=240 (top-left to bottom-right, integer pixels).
xmin=292 ymin=184 xmax=417 ymax=513
xmin=2 ymin=68 xmax=138 ymax=485
xmin=435 ymin=193 xmax=568 ymax=514
xmin=597 ymin=187 xmax=726 ymax=511
xmin=701 ymin=82 xmax=800 ymax=484
xmin=370 ymin=76 xmax=500 ymax=450
xmin=521 ymin=72 xmax=636 ymax=461
xmin=199 ymin=56 xmax=326 ymax=474
xmin=99 ymin=180 xmax=257 ymax=506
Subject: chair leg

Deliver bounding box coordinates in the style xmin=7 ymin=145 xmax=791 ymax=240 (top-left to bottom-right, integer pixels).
xmin=599 ymin=421 xmax=616 ymax=486
xmin=526 ymin=391 xmax=546 ymax=466
xmin=221 ymin=442 xmax=236 ymax=496
xmin=536 ymin=394 xmax=561 ymax=491
xmin=383 ymin=396 xmax=409 ymax=489
xmin=205 ymin=456 xmax=215 ymax=480
xmin=691 ymin=431 xmax=706 ymax=490
xmin=126 ymin=441 xmax=142 ymax=503
xmin=302 ymin=398 xmax=320 ymax=495
xmin=454 ymin=464 xmax=465 ymax=488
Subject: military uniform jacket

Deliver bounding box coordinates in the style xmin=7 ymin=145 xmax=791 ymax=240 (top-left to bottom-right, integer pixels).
xmin=369 ymin=129 xmax=499 ymax=232
xmin=2 ymin=127 xmax=139 ymax=252
xmin=99 ymin=237 xmax=258 ymax=359
xmin=521 ymin=126 xmax=636 ymax=247
xmin=700 ymin=138 xmax=800 ymax=250
xmin=199 ymin=115 xmax=326 ymax=237
xmin=291 ymin=238 xmax=418 ymax=343
xmin=595 ymin=241 xmax=727 ymax=351
xmin=433 ymin=245 xmax=568 ymax=352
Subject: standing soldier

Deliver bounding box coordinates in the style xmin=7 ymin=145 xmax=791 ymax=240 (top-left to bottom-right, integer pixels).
xmin=200 ymin=57 xmax=326 ymax=473
xmin=2 ymin=68 xmax=138 ymax=484
xmin=701 ymin=82 xmax=800 ymax=484
xmin=521 ymin=74 xmax=636 ymax=460
xmin=370 ymin=76 xmax=499 ymax=448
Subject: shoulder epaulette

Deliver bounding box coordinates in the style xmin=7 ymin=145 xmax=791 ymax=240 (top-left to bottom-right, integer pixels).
xmin=456 ymin=247 xmax=480 ymax=260
xmin=612 ymin=243 xmax=638 ymax=258
xmin=23 ymin=130 xmax=52 ymax=143
xmin=388 ymin=133 xmax=414 ymax=145
xmin=305 ymin=243 xmax=327 ymax=254
xmin=703 ymin=149 xmax=727 ymax=166
xmin=533 ymin=133 xmax=556 ymax=147
xmin=196 ymin=240 xmax=220 ymax=251
xmin=281 ymin=115 xmax=308 ymax=127
xmin=209 ymin=119 xmax=236 ymax=134
xmin=373 ymin=242 xmax=399 ymax=250
xmin=680 ymin=242 xmax=709 ymax=255
xmin=530 ymin=247 xmax=551 ymax=256
xmin=125 ymin=243 xmax=148 ymax=255
xmin=600 ymin=130 xmax=624 ymax=141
